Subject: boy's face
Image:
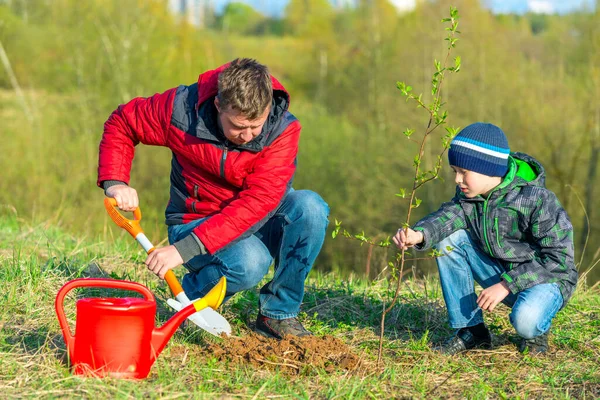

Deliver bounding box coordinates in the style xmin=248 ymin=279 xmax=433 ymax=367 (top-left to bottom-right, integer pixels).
xmin=215 ymin=98 xmax=270 ymax=146
xmin=451 ymin=166 xmax=502 ymax=198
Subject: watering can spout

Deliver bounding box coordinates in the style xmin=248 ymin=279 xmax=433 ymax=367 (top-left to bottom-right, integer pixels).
xmin=150 ymin=276 xmax=227 ymax=359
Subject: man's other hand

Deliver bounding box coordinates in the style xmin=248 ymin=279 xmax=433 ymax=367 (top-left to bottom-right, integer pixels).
xmin=145 ymin=245 xmax=184 ymax=279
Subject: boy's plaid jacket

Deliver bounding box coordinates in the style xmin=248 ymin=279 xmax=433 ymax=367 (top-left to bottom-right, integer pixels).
xmin=413 ymin=152 xmax=578 ymax=305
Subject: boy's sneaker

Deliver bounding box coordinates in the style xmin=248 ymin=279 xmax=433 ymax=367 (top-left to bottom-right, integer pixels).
xmin=518 ymin=331 xmax=549 ymax=354
xmin=255 ymin=314 xmax=313 ymax=339
xmin=438 ymin=327 xmax=492 ymax=355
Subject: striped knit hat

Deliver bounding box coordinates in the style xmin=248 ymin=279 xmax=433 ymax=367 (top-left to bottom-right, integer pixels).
xmin=448 ymin=122 xmax=510 ymax=177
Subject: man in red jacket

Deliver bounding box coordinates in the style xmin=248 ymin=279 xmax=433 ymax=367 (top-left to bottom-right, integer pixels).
xmin=98 ymin=58 xmax=329 ymax=338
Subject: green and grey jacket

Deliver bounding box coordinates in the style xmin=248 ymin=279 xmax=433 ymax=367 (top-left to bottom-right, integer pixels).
xmin=413 ymin=152 xmax=578 ymax=305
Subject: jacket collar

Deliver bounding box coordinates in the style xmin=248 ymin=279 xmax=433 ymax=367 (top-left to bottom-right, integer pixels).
xmin=456 ymin=152 xmax=546 ymax=202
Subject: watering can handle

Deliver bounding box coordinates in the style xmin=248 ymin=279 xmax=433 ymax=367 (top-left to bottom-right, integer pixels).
xmin=55 ymin=278 xmax=155 ymax=356
xmin=103 ymin=198 xmax=184 ymax=297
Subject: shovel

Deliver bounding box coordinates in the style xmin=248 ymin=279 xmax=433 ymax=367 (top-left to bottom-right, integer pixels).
xmin=104 ymin=197 xmax=232 ymax=337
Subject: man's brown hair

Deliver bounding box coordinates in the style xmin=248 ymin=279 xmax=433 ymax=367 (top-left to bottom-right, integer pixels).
xmin=217 ymin=58 xmax=273 ymax=120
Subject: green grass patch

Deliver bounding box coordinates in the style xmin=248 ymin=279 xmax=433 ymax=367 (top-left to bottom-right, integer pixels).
xmin=1 ymin=216 xmax=599 ymax=398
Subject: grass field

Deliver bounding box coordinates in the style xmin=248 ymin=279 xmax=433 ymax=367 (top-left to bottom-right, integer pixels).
xmin=1 ymin=214 xmax=599 ymax=399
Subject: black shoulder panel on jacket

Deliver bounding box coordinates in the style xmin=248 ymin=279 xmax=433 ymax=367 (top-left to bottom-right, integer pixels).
xmin=264 ymin=111 xmax=298 ymax=147
xmin=171 ymin=83 xmax=199 ymax=135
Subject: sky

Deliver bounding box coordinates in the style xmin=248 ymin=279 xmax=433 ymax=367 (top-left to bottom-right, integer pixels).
xmin=485 ymin=0 xmax=595 ymax=14
xmin=208 ymin=0 xmax=596 ymax=17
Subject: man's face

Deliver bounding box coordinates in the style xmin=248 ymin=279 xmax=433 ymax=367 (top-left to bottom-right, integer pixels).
xmin=215 ymin=98 xmax=270 ymax=146
xmin=451 ymin=165 xmax=501 ymax=198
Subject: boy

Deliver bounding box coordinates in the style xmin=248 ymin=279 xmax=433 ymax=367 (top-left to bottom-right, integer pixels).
xmin=393 ymin=122 xmax=578 ymax=355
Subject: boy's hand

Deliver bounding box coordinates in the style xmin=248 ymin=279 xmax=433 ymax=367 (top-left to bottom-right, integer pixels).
xmin=393 ymin=227 xmax=424 ymax=250
xmin=106 ymin=184 xmax=139 ymax=212
xmin=145 ymin=245 xmax=184 ymax=279
xmin=477 ymin=281 xmax=510 ymax=312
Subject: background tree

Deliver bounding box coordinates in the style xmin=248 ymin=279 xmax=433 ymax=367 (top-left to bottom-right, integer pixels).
xmin=217 ymin=2 xmax=266 ymax=35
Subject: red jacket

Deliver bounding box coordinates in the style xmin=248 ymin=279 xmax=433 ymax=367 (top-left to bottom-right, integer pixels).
xmin=98 ymin=64 xmax=301 ymax=254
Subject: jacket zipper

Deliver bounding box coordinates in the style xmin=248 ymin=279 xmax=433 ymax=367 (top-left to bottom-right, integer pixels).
xmin=494 ymin=217 xmax=502 ymax=248
xmin=481 ymin=189 xmax=499 ymax=255
xmin=220 ymin=147 xmax=228 ymax=178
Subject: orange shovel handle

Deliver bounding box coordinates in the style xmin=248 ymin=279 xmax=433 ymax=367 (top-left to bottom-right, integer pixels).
xmin=103 ymin=198 xmax=143 ymax=238
xmin=104 ymin=197 xmax=184 ymax=297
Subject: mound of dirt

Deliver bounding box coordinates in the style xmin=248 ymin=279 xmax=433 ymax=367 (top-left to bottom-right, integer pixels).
xmin=200 ymin=333 xmax=361 ymax=375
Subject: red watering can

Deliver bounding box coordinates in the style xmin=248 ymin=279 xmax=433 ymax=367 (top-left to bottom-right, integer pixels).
xmin=55 ymin=276 xmax=226 ymax=379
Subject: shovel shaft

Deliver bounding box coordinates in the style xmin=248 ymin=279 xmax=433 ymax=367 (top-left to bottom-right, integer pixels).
xmin=104 ymin=197 xmax=184 ymax=297
xmin=137 ymin=233 xmax=185 ymax=298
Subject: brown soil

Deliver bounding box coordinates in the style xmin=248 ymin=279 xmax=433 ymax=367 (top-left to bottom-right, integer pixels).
xmin=199 ymin=333 xmax=362 ymax=375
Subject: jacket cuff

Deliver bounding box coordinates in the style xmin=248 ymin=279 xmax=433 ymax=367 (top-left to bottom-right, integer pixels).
xmin=412 ymin=226 xmax=429 ymax=250
xmin=501 ymin=272 xmax=519 ymax=294
xmin=102 ymin=180 xmax=127 ymax=195
xmin=173 ymin=233 xmax=208 ymax=263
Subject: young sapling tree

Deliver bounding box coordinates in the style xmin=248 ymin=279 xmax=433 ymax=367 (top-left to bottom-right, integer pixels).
xmin=332 ymin=6 xmax=462 ymax=363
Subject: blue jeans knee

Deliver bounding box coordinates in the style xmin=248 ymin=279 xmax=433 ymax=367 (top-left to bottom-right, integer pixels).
xmin=283 ymin=190 xmax=329 ymax=229
xmin=509 ymin=283 xmax=563 ymax=339
xmin=216 ymin=240 xmax=273 ymax=293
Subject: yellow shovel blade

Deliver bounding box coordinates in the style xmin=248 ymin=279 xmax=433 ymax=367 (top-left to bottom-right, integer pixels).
xmin=192 ymin=276 xmax=227 ymax=312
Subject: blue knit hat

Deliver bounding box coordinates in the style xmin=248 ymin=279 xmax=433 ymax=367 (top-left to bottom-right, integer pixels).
xmin=448 ymin=122 xmax=510 ymax=177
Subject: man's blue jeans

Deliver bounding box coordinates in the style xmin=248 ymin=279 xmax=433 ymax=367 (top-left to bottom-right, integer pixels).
xmin=435 ymin=230 xmax=563 ymax=339
xmin=168 ymin=189 xmax=329 ymax=320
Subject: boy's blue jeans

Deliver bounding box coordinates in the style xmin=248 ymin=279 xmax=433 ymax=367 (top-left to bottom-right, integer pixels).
xmin=168 ymin=189 xmax=329 ymax=320
xmin=435 ymin=230 xmax=563 ymax=339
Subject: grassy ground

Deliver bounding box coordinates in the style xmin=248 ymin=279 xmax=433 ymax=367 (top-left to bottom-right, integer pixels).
xmin=1 ymin=215 xmax=599 ymax=399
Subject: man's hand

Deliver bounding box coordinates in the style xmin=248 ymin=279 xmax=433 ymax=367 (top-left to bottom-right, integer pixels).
xmin=106 ymin=184 xmax=139 ymax=212
xmin=145 ymin=245 xmax=184 ymax=279
xmin=392 ymin=227 xmax=424 ymax=251
xmin=477 ymin=281 xmax=510 ymax=312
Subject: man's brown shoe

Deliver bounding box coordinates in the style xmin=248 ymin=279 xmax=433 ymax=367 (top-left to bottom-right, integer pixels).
xmin=255 ymin=314 xmax=312 ymax=339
